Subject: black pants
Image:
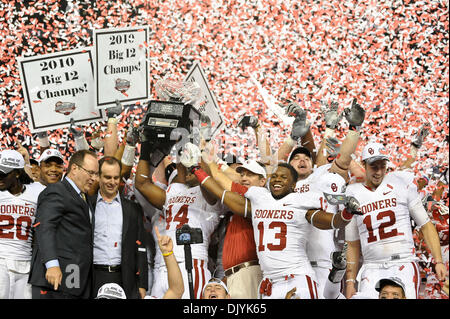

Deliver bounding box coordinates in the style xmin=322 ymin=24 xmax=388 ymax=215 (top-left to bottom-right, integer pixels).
xmin=92 ymin=268 xmax=123 ymax=298
xmin=32 ymin=286 xmax=82 ymax=299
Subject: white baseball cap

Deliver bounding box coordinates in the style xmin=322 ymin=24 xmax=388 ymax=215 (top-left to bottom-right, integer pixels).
xmin=39 ymin=149 xmax=64 ymax=164
xmin=315 ymin=172 xmax=347 ymax=205
xmin=236 ymin=160 xmax=267 ymax=179
xmin=361 ymin=142 xmax=390 ymax=164
xmin=375 ymin=277 xmax=406 ymax=293
xmin=202 ymin=278 xmax=229 ymax=296
xmin=0 ymin=150 xmax=25 ymax=174
xmin=96 ymin=283 xmax=126 ymax=299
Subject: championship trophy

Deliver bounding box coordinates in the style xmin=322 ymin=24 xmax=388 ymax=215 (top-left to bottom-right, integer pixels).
xmin=139 ymin=79 xmax=204 ymax=167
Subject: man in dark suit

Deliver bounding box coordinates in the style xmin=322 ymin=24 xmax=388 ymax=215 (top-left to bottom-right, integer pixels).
xmin=29 ymin=150 xmax=99 ymax=299
xmin=89 ymin=156 xmax=148 ymax=299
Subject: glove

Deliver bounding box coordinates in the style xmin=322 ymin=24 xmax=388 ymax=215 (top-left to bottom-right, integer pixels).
xmin=137 ymin=123 xmax=149 ymax=143
xmin=325 ymin=136 xmax=341 ymax=158
xmin=344 ymin=99 xmax=366 ymax=130
xmin=69 ymin=118 xmax=84 ymax=138
xmin=344 ymin=196 xmax=363 ymax=215
xmin=106 ymin=99 xmax=123 ymax=119
xmin=322 ymin=101 xmax=343 ymax=129
xmin=126 ymin=127 xmax=140 ymax=147
xmin=284 ymin=101 xmax=305 ymax=118
xmin=411 ymin=124 xmax=430 ymax=149
xmin=180 ymin=142 xmax=201 ymax=169
xmin=290 ymin=110 xmax=310 ymax=141
xmin=237 ymin=115 xmax=259 ymax=130
xmin=90 ymin=130 xmax=104 ymax=150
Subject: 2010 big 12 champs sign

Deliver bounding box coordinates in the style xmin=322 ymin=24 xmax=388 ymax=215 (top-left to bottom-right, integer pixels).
xmin=94 ymin=26 xmax=150 ymax=109
xmin=17 ymin=47 xmax=105 ymax=133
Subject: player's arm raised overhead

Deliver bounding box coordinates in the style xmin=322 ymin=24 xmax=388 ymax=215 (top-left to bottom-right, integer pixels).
xmin=328 ymin=99 xmax=366 ymax=182
xmin=134 ymin=140 xmax=166 ymax=210
xmin=315 ymin=101 xmax=344 ymax=167
xmin=277 ymin=102 xmax=316 ymax=164
xmin=399 ymin=124 xmax=430 ymax=170
xmin=200 ymin=141 xmax=234 ymax=192
xmin=237 ymin=114 xmax=277 ymax=174
xmin=180 ymin=143 xmax=249 ymax=217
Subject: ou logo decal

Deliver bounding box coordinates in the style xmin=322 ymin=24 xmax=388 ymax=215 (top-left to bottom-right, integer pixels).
xmin=331 ymin=183 xmax=338 ymax=192
xmin=368 ymin=148 xmax=374 ymax=155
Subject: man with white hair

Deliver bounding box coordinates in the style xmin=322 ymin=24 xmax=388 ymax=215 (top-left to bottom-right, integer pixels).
xmin=344 ymin=142 xmax=447 ymax=299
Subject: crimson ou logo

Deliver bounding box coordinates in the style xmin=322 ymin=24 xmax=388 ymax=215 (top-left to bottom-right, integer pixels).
xmin=331 ymin=183 xmax=338 ymax=192
xmin=368 ymin=148 xmax=374 ymax=155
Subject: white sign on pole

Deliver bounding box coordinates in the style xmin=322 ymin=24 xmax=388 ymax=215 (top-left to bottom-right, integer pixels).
xmin=17 ymin=47 xmax=105 ymax=133
xmin=94 ymin=26 xmax=150 ymax=109
xmin=184 ymin=62 xmax=224 ymax=139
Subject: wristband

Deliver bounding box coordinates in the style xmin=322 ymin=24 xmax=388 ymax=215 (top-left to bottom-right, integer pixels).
xmin=221 ymin=190 xmax=227 ymax=205
xmin=331 ymin=213 xmax=337 ymax=229
xmin=74 ymin=135 xmax=89 ymax=151
xmin=410 ymin=145 xmax=418 ymax=158
xmin=121 ymin=144 xmax=136 ymax=166
xmin=341 ymin=208 xmax=353 ymax=221
xmin=435 ymin=261 xmax=444 ymax=266
xmin=324 ymin=127 xmax=335 ymax=138
xmin=192 ymin=167 xmax=210 ymax=184
xmin=108 ymin=117 xmax=118 ymax=125
xmin=244 ymin=198 xmax=249 ymax=218
xmin=310 ymin=209 xmax=321 ymax=227
xmin=286 ymin=136 xmax=297 ymax=147
xmin=346 ymin=279 xmax=355 ymax=283
xmin=39 ymin=135 xmax=50 ymax=148
xmin=162 ymin=251 xmax=173 ymax=257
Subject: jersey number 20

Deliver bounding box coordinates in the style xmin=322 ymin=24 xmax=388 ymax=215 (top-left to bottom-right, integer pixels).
xmin=0 ymin=215 xmax=32 ymax=241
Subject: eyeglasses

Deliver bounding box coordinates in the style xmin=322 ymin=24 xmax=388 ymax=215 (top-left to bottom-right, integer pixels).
xmin=76 ymin=164 xmax=99 ymax=177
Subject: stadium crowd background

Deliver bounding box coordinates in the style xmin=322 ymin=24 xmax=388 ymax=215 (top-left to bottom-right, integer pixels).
xmin=0 ymin=0 xmax=448 ymax=298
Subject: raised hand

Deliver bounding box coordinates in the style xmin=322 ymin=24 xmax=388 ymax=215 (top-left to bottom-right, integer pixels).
xmin=322 ymin=101 xmax=343 ymax=129
xmin=69 ymin=118 xmax=84 ymax=138
xmin=284 ymin=101 xmax=305 ymax=118
xmin=237 ymin=115 xmax=259 ymax=130
xmin=325 ymin=136 xmax=341 ymax=157
xmin=154 ymin=226 xmax=173 ymax=255
xmin=106 ymin=99 xmax=123 ymax=119
xmin=344 ymin=99 xmax=366 ymax=129
xmin=290 ymin=110 xmax=310 ymax=141
xmin=411 ymin=124 xmax=430 ymax=149
xmin=126 ymin=126 xmax=141 ymax=146
xmin=344 ymin=195 xmax=363 ymax=215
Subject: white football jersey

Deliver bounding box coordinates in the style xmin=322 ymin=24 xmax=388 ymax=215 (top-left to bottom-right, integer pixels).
xmin=245 ymin=186 xmax=318 ymax=279
xmin=298 ymin=165 xmax=338 ymax=264
xmin=0 ymin=183 xmax=45 ymax=260
xmin=160 ymin=183 xmax=221 ymax=266
xmin=345 ymin=171 xmax=422 ymax=262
